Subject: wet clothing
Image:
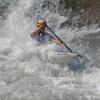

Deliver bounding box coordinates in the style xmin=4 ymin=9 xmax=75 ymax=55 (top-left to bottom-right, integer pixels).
xmin=31 ymin=32 xmax=54 ymax=45
xmin=31 ymin=31 xmax=69 ymax=53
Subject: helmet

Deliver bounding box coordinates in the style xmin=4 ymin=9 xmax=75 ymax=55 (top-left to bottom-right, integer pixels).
xmin=37 ymin=20 xmax=46 ymax=26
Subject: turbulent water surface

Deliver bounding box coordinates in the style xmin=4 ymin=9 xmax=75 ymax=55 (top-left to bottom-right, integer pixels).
xmin=0 ymin=0 xmax=100 ymax=100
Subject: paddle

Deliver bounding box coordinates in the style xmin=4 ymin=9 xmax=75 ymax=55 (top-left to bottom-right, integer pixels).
xmin=46 ymin=25 xmax=83 ymax=58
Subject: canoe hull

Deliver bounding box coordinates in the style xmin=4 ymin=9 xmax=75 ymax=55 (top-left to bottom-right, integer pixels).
xmin=47 ymin=51 xmax=78 ymax=64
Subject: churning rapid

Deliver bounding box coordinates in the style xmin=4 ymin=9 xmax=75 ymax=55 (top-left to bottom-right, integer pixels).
xmin=0 ymin=0 xmax=100 ymax=100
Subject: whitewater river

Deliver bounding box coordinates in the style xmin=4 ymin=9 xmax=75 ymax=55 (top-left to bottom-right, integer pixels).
xmin=0 ymin=0 xmax=100 ymax=100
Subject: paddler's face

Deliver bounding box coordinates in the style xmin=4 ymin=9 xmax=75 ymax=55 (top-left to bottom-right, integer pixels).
xmin=36 ymin=20 xmax=46 ymax=29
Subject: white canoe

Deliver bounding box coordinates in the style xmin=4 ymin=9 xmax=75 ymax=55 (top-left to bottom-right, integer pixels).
xmin=47 ymin=51 xmax=78 ymax=64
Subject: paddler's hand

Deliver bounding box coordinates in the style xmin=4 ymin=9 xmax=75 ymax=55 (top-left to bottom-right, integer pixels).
xmin=30 ymin=26 xmax=44 ymax=37
xmin=52 ymin=38 xmax=63 ymax=45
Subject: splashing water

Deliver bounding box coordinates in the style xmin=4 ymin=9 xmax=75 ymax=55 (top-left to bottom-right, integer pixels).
xmin=0 ymin=0 xmax=100 ymax=100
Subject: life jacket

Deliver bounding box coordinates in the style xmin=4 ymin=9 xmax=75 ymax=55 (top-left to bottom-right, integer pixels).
xmin=32 ymin=32 xmax=54 ymax=44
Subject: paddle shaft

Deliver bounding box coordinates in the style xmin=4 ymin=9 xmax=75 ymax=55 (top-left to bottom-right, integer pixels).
xmin=46 ymin=25 xmax=73 ymax=52
xmin=46 ymin=25 xmax=83 ymax=58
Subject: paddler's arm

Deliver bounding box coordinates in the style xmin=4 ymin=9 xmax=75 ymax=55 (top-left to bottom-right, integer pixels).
xmin=30 ymin=27 xmax=42 ymax=38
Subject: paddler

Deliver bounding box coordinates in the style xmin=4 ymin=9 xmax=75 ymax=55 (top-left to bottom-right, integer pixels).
xmin=30 ymin=20 xmax=63 ymax=45
xmin=30 ymin=20 xmax=83 ymax=59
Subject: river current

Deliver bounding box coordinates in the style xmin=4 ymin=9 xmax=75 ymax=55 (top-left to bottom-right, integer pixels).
xmin=0 ymin=0 xmax=100 ymax=100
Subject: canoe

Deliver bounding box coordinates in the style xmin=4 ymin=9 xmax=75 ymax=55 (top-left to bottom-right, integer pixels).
xmin=47 ymin=51 xmax=78 ymax=64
